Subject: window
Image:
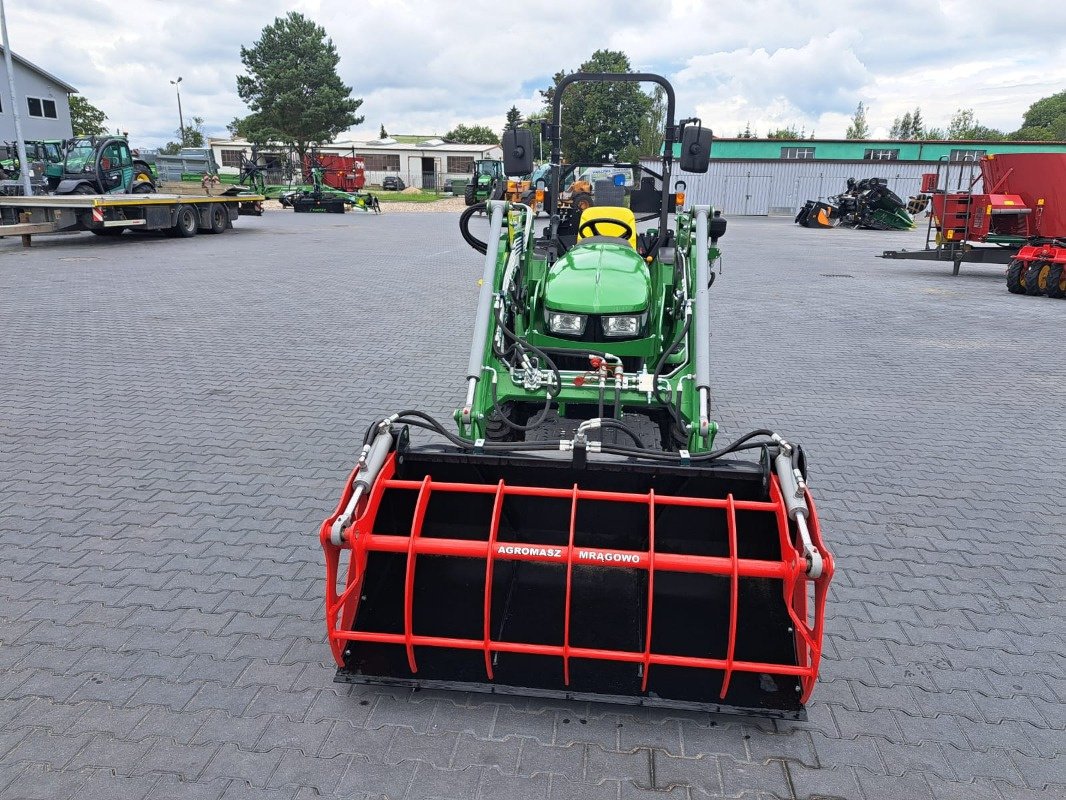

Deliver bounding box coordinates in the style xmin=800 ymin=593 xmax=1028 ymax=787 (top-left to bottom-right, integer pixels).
xmin=447 ymin=156 xmax=474 ymax=173
xmin=358 ymin=153 xmax=401 ymax=171
xmin=27 ymin=97 xmax=57 ymax=119
xmin=864 ymin=148 xmax=899 ymax=161
xmin=220 ymin=149 xmax=244 ymax=168
xmin=780 ymin=146 xmax=815 ymax=160
xmin=950 ymin=148 xmax=986 ymax=162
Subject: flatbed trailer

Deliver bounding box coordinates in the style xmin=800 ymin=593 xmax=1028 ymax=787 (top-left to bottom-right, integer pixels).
xmin=0 ymin=191 xmax=265 ymax=246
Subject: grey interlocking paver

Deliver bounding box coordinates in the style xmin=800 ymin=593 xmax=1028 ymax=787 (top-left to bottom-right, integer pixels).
xmin=2 ymin=212 xmax=1064 ymax=800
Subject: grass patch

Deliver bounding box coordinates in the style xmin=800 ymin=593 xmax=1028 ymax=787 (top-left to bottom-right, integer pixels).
xmin=371 ymin=190 xmax=454 ymax=203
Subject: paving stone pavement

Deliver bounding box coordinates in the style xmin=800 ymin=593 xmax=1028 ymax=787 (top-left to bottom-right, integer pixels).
xmin=0 ymin=210 xmax=1063 ymax=799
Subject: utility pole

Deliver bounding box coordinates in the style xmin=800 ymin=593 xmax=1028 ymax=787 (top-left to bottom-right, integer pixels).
xmin=170 ymin=76 xmax=184 ymax=146
xmin=0 ymin=0 xmax=32 ymax=195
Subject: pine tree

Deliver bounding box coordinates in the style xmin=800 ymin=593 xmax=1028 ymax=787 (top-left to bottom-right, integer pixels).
xmin=910 ymin=107 xmax=924 ymax=140
xmin=845 ymin=102 xmax=870 ymax=139
xmin=379 ymin=124 xmax=388 ymax=139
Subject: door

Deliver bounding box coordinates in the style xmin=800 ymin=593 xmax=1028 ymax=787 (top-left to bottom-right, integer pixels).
xmin=98 ymin=141 xmax=132 ymax=193
xmin=420 ymin=156 xmax=435 ymax=190
xmin=743 ymin=175 xmax=771 ymax=215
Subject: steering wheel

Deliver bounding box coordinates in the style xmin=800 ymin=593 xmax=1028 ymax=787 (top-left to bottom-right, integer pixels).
xmin=578 ymin=217 xmax=634 ymax=242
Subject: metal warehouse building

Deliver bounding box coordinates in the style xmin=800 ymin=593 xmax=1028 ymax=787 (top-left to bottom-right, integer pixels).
xmin=656 ymin=138 xmax=1066 ymax=216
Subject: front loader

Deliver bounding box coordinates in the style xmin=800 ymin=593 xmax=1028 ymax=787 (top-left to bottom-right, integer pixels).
xmin=321 ymin=73 xmax=834 ymax=719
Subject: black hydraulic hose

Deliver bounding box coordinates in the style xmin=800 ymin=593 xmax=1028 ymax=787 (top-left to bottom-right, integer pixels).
xmin=489 ymin=376 xmax=555 ymax=432
xmin=594 ymin=418 xmax=645 ymax=448
xmin=652 ymin=313 xmax=692 ymax=437
xmin=377 ymin=409 xmax=785 ymax=464
xmin=459 ymin=202 xmax=489 ymax=254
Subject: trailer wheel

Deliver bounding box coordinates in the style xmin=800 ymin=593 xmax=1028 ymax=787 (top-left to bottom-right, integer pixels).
xmin=173 ymin=205 xmax=198 ymax=238
xmin=1045 ymin=263 xmax=1066 ymax=299
xmin=1005 ymin=260 xmax=1027 ymax=294
xmin=206 ymin=204 xmax=227 ymax=234
xmin=1024 ymin=260 xmax=1049 ymax=296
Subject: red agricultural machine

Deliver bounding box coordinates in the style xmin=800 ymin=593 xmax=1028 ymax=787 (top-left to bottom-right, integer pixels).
xmin=303 ymin=151 xmax=367 ymax=192
xmin=881 ymin=152 xmax=1066 ymax=297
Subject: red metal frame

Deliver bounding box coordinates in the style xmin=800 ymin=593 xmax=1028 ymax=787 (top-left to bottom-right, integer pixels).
xmin=321 ymin=452 xmax=834 ymax=704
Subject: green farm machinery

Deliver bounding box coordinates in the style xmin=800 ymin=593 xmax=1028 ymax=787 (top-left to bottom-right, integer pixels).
xmin=44 ymin=137 xmax=155 ymax=195
xmin=321 ymin=73 xmax=833 ymax=719
xmin=464 ymin=158 xmax=505 ymax=205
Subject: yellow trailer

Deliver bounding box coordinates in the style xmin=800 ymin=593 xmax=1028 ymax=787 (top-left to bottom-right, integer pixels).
xmin=0 ymin=189 xmax=265 ymax=245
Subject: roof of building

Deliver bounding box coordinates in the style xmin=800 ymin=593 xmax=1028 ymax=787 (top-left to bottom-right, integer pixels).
xmin=210 ymin=136 xmax=500 ymax=154
xmin=0 ymin=46 xmax=77 ymax=94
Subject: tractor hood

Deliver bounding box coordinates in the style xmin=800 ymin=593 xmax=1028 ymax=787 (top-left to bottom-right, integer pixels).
xmin=544 ymin=242 xmax=650 ymax=314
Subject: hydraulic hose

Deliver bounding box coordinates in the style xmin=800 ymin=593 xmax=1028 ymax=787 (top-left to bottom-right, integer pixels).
xmin=459 ymin=202 xmax=489 ymax=254
xmin=376 ymin=409 xmax=781 ymax=465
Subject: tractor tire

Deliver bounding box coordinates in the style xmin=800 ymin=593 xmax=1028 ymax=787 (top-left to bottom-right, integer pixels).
xmin=1024 ymin=260 xmax=1049 ymax=296
xmin=72 ymin=184 xmax=96 ymax=195
xmin=172 ymin=205 xmax=198 ymax=238
xmin=133 ymin=161 xmax=154 ymax=184
xmin=206 ymin=204 xmax=228 ymax=234
xmin=130 ymin=182 xmax=155 ymax=194
xmin=1005 ymin=260 xmax=1028 ymax=294
xmin=485 ymin=402 xmax=526 ymax=442
xmin=571 ymin=192 xmax=593 ymax=214
xmin=464 ymin=183 xmax=476 ymax=206
xmin=1045 ymin=263 xmax=1066 ymax=299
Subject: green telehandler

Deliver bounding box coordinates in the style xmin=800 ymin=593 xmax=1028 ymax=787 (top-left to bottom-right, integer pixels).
xmin=45 ymin=136 xmax=155 ymax=194
xmin=321 ymin=72 xmax=833 ymax=720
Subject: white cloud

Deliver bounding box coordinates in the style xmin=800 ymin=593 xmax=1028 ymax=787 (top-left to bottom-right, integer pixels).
xmin=2 ymin=0 xmax=1065 ymax=148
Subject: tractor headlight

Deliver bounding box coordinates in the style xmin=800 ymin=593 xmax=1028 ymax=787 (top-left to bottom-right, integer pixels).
xmin=548 ymin=312 xmax=587 ymax=336
xmin=602 ymin=314 xmax=643 ymax=338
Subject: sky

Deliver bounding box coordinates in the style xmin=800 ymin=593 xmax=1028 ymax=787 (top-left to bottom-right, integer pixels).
xmin=6 ymin=0 xmax=1066 ymax=148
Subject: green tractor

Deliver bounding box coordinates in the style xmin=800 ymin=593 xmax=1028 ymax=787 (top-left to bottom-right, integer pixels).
xmin=45 ymin=137 xmax=155 ymax=194
xmin=321 ymin=72 xmax=834 ymax=720
xmin=464 ymin=158 xmax=504 ymax=205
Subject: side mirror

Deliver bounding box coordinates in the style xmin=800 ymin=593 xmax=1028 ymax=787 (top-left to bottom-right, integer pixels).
xmin=502 ymin=127 xmax=534 ymax=177
xmin=679 ymin=125 xmax=712 ymax=173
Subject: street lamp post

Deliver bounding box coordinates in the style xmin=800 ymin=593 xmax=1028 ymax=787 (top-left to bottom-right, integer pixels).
xmin=170 ymin=77 xmax=184 ymax=145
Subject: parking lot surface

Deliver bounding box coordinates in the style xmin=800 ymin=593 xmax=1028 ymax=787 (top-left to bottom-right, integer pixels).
xmin=0 ymin=211 xmax=1063 ymax=799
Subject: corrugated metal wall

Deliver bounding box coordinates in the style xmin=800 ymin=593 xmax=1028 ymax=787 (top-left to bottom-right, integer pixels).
xmin=641 ymin=159 xmax=982 ymax=216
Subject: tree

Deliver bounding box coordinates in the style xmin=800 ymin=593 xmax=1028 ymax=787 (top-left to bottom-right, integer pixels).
xmin=889 ymin=111 xmax=913 ymax=140
xmin=161 ymin=116 xmax=206 ymax=154
xmin=228 ymin=113 xmax=277 ymax=146
xmin=237 ymin=12 xmax=363 ymax=164
xmin=619 ymin=85 xmax=666 ymax=163
xmin=443 ymin=124 xmax=500 ymax=145
xmin=845 ymin=102 xmax=870 ymax=139
xmin=1009 ymin=91 xmax=1066 ymax=140
xmin=69 ymin=94 xmax=107 ymax=136
xmin=946 ymin=108 xmax=1004 ymax=140
xmin=505 ymin=105 xmax=523 ymax=128
xmin=539 ymin=50 xmax=654 ymax=163
xmin=766 ymin=125 xmax=801 ymax=140
xmin=737 ymin=122 xmax=755 ymax=139
xmin=910 ymin=107 xmax=924 ymax=139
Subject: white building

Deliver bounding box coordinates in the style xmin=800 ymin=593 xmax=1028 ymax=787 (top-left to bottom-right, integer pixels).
xmin=208 ymin=136 xmax=503 ymax=189
xmin=0 ymin=46 xmax=76 ymax=142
